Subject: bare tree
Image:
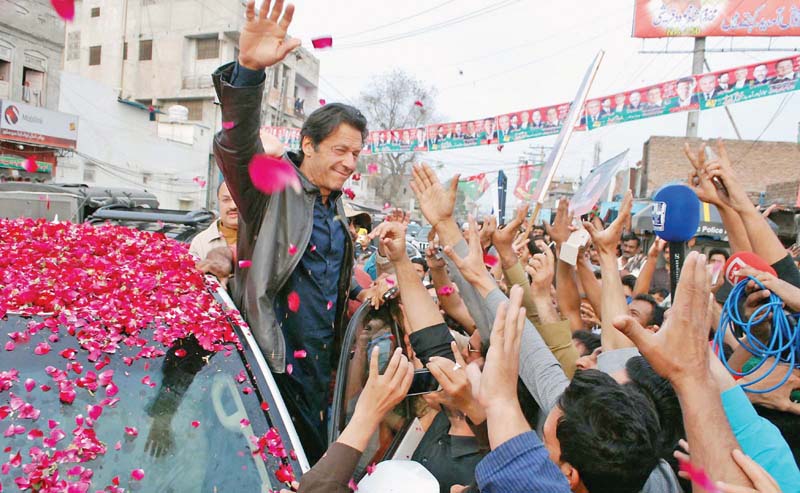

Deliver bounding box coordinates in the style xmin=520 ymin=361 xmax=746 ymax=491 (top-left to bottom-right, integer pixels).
xmin=357 ymin=69 xmax=439 ymax=207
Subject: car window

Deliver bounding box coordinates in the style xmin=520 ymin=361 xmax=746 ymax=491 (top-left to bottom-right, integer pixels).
xmin=0 ymin=314 xmax=296 ymax=492
xmin=329 ymin=302 xmax=413 ymax=477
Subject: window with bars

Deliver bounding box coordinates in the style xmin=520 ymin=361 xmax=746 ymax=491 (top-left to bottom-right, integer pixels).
xmin=90 ymin=7 xmax=100 ymax=17
xmin=196 ymin=38 xmax=219 ymax=60
xmin=139 ymin=40 xmax=152 ymax=61
xmin=182 ymin=100 xmax=203 ymax=121
xmin=89 ymin=45 xmax=101 ymax=66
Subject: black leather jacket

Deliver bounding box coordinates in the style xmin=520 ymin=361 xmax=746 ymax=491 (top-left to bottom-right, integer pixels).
xmin=212 ymin=62 xmax=354 ymax=372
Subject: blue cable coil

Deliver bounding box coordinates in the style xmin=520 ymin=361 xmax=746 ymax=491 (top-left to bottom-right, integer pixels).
xmin=714 ymin=276 xmax=800 ymax=394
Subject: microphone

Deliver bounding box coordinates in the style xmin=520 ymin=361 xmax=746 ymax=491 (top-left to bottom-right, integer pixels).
xmin=652 ymin=184 xmax=700 ymax=298
xmin=724 ymin=252 xmax=777 ymax=286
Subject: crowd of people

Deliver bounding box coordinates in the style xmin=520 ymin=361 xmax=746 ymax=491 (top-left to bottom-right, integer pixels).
xmin=190 ymin=1 xmax=800 ymax=492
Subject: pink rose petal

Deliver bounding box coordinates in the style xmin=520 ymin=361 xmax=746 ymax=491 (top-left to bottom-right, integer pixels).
xmin=124 ymin=426 xmax=138 ymax=437
xmin=326 ymin=300 xmax=334 ymax=311
xmin=348 ymin=477 xmax=359 ymax=491
xmin=174 ymin=348 xmax=187 ymax=357
xmin=318 ymin=99 xmax=326 ymax=105
xmin=88 ymin=404 xmax=103 ymax=421
xmin=238 ymin=260 xmax=252 ymax=268
xmin=222 ymin=121 xmax=235 ymax=130
xmin=288 ymin=244 xmax=298 ymax=256
xmin=286 ymin=364 xmax=293 ymax=375
xmin=293 ymin=349 xmax=307 ymax=359
xmin=131 ymin=469 xmax=145 ymax=481
xmin=367 ymin=163 xmax=378 ymax=175
xmin=191 ymin=420 xmax=200 ymax=428
xmin=114 ymin=441 xmax=121 ymax=450
xmin=366 ymin=462 xmax=377 ymax=475
xmin=287 ymin=292 xmax=300 ymax=312
xmin=248 ymin=154 xmax=301 ymax=194
xmin=260 ymin=402 xmax=269 ymax=411
xmin=414 ymin=100 xmax=424 ymax=107
xmin=50 ymin=0 xmax=75 ymax=21
xmin=24 ymin=378 xmax=35 ymax=392
xmin=436 ymin=285 xmax=455 ymax=297
xmin=33 ymin=342 xmax=51 ymax=355
xmin=4 ymin=341 xmax=15 ymax=351
xmin=343 ymin=188 xmax=355 ymax=200
xmin=239 ymin=418 xmax=250 ymax=427
xmin=311 ymin=36 xmax=333 ymax=49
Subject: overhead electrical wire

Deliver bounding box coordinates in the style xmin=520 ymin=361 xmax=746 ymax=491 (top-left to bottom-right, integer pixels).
xmin=336 ymin=0 xmax=459 ymax=40
xmin=335 ymin=0 xmax=522 ymax=49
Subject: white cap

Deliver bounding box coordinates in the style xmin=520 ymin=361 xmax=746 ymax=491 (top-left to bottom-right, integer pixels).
xmin=357 ymin=460 xmax=439 ymax=493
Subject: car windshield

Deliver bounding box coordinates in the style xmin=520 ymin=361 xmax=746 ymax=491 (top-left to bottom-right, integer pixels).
xmin=0 ymin=313 xmax=291 ymax=492
xmin=0 ymin=218 xmax=301 ymax=492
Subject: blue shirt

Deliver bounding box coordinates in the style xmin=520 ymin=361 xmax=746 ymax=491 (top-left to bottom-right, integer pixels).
xmin=721 ymin=385 xmax=800 ymax=492
xmin=475 ymin=431 xmax=571 ymax=493
xmin=274 ymin=193 xmax=346 ymax=386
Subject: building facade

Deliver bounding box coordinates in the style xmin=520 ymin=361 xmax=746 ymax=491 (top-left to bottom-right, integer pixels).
xmin=640 ymin=136 xmax=800 ymax=200
xmin=60 ymin=0 xmax=320 ymax=208
xmin=0 ymin=0 xmax=73 ymax=181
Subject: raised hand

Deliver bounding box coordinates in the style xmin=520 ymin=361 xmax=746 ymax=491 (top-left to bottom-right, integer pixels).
xmin=492 ymin=205 xmax=528 ymax=268
xmin=584 ymin=190 xmax=632 ymax=256
xmin=478 ymin=216 xmax=497 ymax=252
xmin=370 ymin=221 xmax=407 ymax=263
xmin=443 ymin=214 xmax=495 ymax=295
xmin=352 ymin=347 xmax=414 ymax=426
xmin=409 ymin=164 xmax=459 ymax=230
xmin=427 ymin=342 xmax=486 ymax=423
xmin=612 ymin=251 xmax=711 ymax=391
xmin=524 ymin=247 xmax=555 ymax=295
xmin=684 ymin=141 xmax=725 ymax=206
xmin=239 ymin=0 xmax=301 ymax=71
xmin=478 ymin=286 xmax=526 ymax=412
xmin=547 ymin=199 xmax=573 ymax=246
xmin=739 ymin=266 xmax=800 ymax=312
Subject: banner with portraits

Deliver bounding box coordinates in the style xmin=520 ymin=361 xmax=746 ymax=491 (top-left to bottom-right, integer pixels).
xmin=582 ymin=55 xmax=800 ymax=132
xmin=262 ymin=55 xmax=800 ymax=154
xmin=632 ymin=0 xmax=800 ymax=38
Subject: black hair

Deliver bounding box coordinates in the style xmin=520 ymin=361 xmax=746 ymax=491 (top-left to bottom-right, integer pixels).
xmin=216 ymin=181 xmax=226 ymax=196
xmin=622 ymin=234 xmax=641 ymax=247
xmin=707 ymin=248 xmax=730 ymax=263
xmin=649 ymin=287 xmax=669 ymax=299
xmin=633 ymin=294 xmax=665 ymax=327
xmin=557 ymin=370 xmax=661 ymax=493
xmin=621 ymin=274 xmax=637 ymax=292
xmin=298 ymin=103 xmax=368 ymax=159
xmin=624 ymin=356 xmax=687 ymax=490
xmin=410 ymin=256 xmax=429 ymax=273
xmin=677 ymin=76 xmax=695 ymax=85
xmin=571 ymin=330 xmax=601 ymax=356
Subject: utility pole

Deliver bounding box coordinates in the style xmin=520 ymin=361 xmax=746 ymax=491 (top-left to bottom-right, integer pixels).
xmin=685 ymin=37 xmax=705 ymax=137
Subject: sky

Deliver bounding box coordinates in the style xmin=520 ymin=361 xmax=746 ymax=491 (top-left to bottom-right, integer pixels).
xmin=284 ymin=0 xmax=800 ymax=199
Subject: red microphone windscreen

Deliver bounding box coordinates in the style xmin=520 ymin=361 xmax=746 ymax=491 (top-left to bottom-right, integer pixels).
xmin=723 ymin=252 xmax=777 ymax=285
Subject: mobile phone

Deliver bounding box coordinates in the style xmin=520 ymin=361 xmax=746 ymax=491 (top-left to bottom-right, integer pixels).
xmin=407 ymin=368 xmax=440 ymax=396
xmin=382 ymin=286 xmax=399 ymax=301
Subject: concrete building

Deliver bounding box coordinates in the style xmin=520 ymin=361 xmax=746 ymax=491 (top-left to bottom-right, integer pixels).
xmin=0 ymin=0 xmax=65 ymax=109
xmin=0 ymin=0 xmax=75 ymax=181
xmin=57 ymin=71 xmax=213 ymax=210
xmin=61 ymin=0 xmax=319 ymax=138
xmin=639 ymin=136 xmax=799 ymax=200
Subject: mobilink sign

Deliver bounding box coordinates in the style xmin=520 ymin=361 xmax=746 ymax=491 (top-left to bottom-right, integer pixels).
xmin=0 ymin=100 xmax=79 ymax=150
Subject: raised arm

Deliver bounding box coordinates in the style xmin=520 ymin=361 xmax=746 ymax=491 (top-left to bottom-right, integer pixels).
xmin=493 ymin=205 xmax=541 ymax=324
xmin=426 ymin=243 xmax=478 ymax=334
xmin=548 ymin=200 xmax=583 ymax=331
xmin=613 ymin=252 xmax=753 ymax=490
xmin=684 ymin=141 xmax=752 ymax=254
xmin=370 ymin=221 xmax=444 ymax=332
xmin=633 ymin=238 xmax=665 ymax=297
xmin=213 ymin=0 xmax=299 ymax=224
xmin=584 ymin=191 xmax=636 ymax=350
